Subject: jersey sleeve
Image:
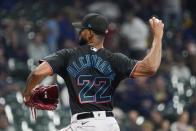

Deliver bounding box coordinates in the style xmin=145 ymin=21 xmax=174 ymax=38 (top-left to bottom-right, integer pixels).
xmin=112 ymin=53 xmax=138 ymax=77
xmin=39 ymin=49 xmax=71 ymax=75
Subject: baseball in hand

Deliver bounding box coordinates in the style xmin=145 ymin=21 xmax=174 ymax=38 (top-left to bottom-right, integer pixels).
xmin=155 ymin=19 xmax=159 ymax=23
xmin=149 ymin=17 xmax=164 ymax=39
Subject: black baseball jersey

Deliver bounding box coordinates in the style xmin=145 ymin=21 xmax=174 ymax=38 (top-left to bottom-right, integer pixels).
xmin=41 ymin=45 xmax=137 ymax=114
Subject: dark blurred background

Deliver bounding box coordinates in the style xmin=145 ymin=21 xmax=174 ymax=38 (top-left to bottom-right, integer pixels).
xmin=0 ymin=0 xmax=196 ymax=131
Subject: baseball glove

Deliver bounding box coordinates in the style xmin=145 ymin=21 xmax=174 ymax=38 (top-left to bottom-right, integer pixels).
xmin=24 ymin=84 xmax=59 ymax=119
xmin=24 ymin=84 xmax=59 ymax=110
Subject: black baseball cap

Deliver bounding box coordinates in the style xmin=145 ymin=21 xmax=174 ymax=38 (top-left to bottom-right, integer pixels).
xmin=72 ymin=13 xmax=109 ymax=35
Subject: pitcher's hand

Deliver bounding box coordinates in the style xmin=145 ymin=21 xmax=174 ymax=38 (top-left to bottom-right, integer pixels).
xmin=149 ymin=17 xmax=164 ymax=39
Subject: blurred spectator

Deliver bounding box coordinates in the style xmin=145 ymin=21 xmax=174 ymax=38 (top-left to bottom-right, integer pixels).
xmin=135 ymin=78 xmax=155 ymax=117
xmin=0 ymin=65 xmax=19 ymax=97
xmin=162 ymin=0 xmax=182 ymax=28
xmin=121 ymin=12 xmax=149 ymax=59
xmin=15 ymin=17 xmax=30 ymax=48
xmin=133 ymin=0 xmax=162 ymax=22
xmin=188 ymin=93 xmax=196 ymax=129
xmin=182 ymin=11 xmax=194 ymax=41
xmin=57 ymin=8 xmax=77 ymax=49
xmin=186 ymin=40 xmax=196 ymax=76
xmin=0 ymin=41 xmax=7 ymax=65
xmin=171 ymin=111 xmax=194 ymax=131
xmin=152 ymin=76 xmax=170 ymax=103
xmin=127 ymin=110 xmax=141 ymax=131
xmin=157 ymin=119 xmax=171 ymax=131
xmin=141 ymin=120 xmax=154 ymax=131
xmin=170 ymin=57 xmax=191 ymax=82
xmin=87 ymin=0 xmax=121 ymax=21
xmin=114 ymin=79 xmax=135 ymax=112
xmin=2 ymin=19 xmax=28 ymax=62
xmin=27 ymin=32 xmax=49 ymax=63
xmin=104 ymin=23 xmax=121 ymax=52
xmin=2 ymin=19 xmax=17 ymax=51
xmin=114 ymin=78 xmax=155 ymax=117
xmin=0 ymin=105 xmax=15 ymax=131
xmin=171 ymin=29 xmax=183 ymax=52
xmin=44 ymin=12 xmax=59 ymax=53
xmin=190 ymin=114 xmax=196 ymax=130
xmin=0 ymin=36 xmax=16 ymax=97
xmin=150 ymin=109 xmax=163 ymax=130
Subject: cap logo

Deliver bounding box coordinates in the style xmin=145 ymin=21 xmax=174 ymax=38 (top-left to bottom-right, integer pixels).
xmin=88 ymin=24 xmax=92 ymax=28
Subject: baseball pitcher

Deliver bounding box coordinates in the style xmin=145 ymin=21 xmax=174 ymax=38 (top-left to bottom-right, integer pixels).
xmin=23 ymin=13 xmax=164 ymax=131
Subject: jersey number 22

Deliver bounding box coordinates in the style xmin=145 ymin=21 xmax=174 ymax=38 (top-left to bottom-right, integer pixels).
xmin=77 ymin=75 xmax=111 ymax=103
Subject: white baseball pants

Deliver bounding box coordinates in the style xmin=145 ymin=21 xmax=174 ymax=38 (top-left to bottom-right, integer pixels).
xmin=59 ymin=111 xmax=120 ymax=131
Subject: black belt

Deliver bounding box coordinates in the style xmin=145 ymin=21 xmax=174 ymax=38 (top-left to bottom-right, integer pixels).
xmin=77 ymin=111 xmax=114 ymax=120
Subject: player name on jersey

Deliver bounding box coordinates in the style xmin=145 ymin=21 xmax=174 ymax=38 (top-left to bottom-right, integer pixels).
xmin=67 ymin=54 xmax=115 ymax=80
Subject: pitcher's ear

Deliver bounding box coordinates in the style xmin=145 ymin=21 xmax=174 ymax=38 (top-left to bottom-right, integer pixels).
xmin=88 ymin=29 xmax=94 ymax=40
